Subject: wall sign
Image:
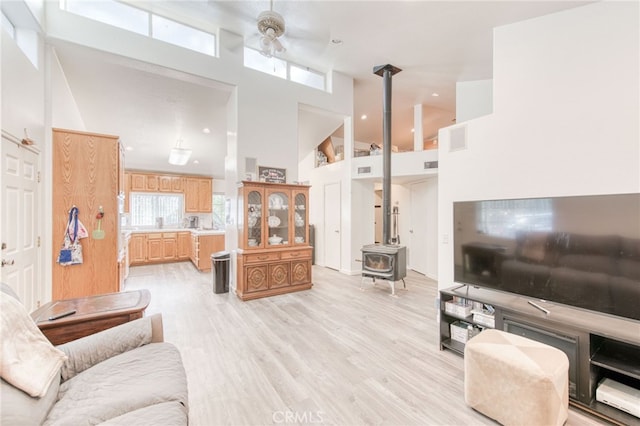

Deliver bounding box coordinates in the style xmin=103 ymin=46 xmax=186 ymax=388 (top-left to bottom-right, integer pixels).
xmin=258 ymin=166 xmax=286 ymax=183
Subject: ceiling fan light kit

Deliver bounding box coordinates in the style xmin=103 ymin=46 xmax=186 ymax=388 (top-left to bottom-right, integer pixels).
xmin=256 ymin=7 xmax=287 ymax=57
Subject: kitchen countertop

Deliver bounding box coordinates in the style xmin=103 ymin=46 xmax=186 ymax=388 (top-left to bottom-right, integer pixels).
xmin=123 ymin=228 xmax=225 ymax=236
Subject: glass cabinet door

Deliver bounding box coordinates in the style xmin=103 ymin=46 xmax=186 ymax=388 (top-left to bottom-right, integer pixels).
xmin=267 ymin=191 xmax=289 ymax=246
xmin=247 ymin=190 xmax=262 ymax=248
xmin=293 ymin=191 xmax=307 ymax=244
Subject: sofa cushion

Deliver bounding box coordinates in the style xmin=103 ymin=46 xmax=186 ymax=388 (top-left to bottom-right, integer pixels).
xmin=1 ymin=375 xmax=60 ymax=426
xmin=99 ymin=400 xmax=188 ymax=426
xmin=0 ymin=288 xmax=67 ymax=397
xmin=57 ymin=315 xmax=154 ymax=381
xmin=516 ymin=232 xmax=550 ymax=263
xmin=44 ymin=342 xmax=188 ymax=425
xmin=620 ymin=238 xmax=640 ymax=260
xmin=562 ymin=234 xmax=621 ymax=257
xmin=618 ymin=259 xmax=640 ymax=280
xmin=556 ymin=254 xmax=617 ymax=275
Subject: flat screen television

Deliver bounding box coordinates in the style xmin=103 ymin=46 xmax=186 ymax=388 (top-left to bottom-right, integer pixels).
xmin=453 ymin=193 xmax=640 ymax=321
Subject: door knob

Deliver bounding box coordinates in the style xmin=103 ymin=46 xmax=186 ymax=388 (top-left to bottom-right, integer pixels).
xmin=335 ymin=230 xmax=339 ymax=233
xmin=1 ymin=259 xmax=15 ymax=267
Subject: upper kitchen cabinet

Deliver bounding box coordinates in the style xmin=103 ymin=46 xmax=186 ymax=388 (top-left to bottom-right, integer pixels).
xmin=129 ymin=172 xmax=183 ymax=193
xmin=185 ymin=177 xmax=212 ymax=213
xmin=125 ymin=171 xmax=211 ymax=213
xmin=52 ymin=128 xmax=124 ymax=299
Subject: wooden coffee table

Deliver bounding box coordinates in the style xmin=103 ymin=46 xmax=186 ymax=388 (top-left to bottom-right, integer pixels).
xmin=31 ymin=289 xmax=151 ymax=345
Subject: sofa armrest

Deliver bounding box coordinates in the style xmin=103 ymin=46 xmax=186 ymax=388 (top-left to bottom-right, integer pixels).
xmin=56 ymin=313 xmax=163 ymax=382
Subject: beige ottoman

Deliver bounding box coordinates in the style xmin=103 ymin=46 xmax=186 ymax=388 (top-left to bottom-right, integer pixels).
xmin=464 ymin=329 xmax=569 ymax=426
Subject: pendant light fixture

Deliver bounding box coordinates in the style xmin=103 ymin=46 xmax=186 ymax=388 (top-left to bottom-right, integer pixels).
xmin=168 ymin=139 xmax=192 ymax=165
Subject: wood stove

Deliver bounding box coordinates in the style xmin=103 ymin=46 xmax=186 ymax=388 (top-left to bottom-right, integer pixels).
xmin=360 ymin=64 xmax=407 ymax=296
xmin=361 ymin=244 xmax=407 ymax=295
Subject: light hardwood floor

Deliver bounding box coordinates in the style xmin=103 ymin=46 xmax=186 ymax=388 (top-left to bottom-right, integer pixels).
xmin=125 ymin=262 xmax=605 ymax=426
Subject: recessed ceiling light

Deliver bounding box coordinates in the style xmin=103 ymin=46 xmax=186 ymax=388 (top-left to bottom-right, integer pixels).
xmin=202 ymin=128 xmax=210 ymax=134
xmin=125 ymin=146 xmax=133 ymax=151
xmin=331 ymin=39 xmax=343 ymax=45
xmin=432 ymin=92 xmax=440 ymax=97
xmin=361 ymin=114 xmax=367 ymax=120
xmin=193 ymin=160 xmax=200 ymax=164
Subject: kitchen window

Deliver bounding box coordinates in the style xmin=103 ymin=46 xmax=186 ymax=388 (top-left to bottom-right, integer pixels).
xmin=130 ymin=193 xmax=184 ymax=227
xmin=212 ymin=193 xmax=225 ymax=230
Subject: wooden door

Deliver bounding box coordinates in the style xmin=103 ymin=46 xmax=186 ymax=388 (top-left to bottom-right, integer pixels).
xmin=52 ymin=129 xmax=120 ymax=300
xmin=1 ymin=135 xmax=41 ymax=312
xmin=324 ymin=182 xmax=341 ymax=270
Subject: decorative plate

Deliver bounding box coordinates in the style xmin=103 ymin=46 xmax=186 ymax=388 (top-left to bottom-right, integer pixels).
xmin=248 ymin=216 xmax=257 ymax=227
xmin=268 ymin=215 xmax=281 ymax=227
xmin=269 ymin=194 xmax=285 ymax=210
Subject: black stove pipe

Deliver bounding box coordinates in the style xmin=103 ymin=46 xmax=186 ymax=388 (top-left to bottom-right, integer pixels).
xmin=373 ymin=64 xmax=402 ymax=245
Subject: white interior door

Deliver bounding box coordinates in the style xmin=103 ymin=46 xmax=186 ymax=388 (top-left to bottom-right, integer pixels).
xmin=324 ymin=182 xmax=341 ymax=270
xmin=1 ymin=135 xmax=40 ymax=312
xmin=409 ymin=181 xmax=429 ymax=275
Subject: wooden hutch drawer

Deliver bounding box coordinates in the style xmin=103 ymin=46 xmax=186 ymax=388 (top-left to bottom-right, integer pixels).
xmin=281 ymin=249 xmax=311 ymax=260
xmin=244 ymin=252 xmax=280 ymax=264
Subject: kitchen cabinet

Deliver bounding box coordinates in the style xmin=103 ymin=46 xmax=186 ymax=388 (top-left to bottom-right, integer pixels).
xmin=158 ymin=175 xmax=183 ymax=193
xmin=130 ymin=173 xmax=146 ymax=191
xmin=162 ymin=232 xmax=177 ymax=260
xmin=177 ymin=232 xmax=191 ymax=259
xmin=52 ymin=128 xmax=123 ymax=299
xmin=236 ymin=181 xmax=312 ymax=301
xmin=130 ymin=231 xmax=219 ymax=267
xmin=129 ymin=234 xmax=147 ymax=264
xmin=147 ymin=233 xmax=163 ymax=262
xmin=145 ymin=175 xmax=159 ymax=191
xmin=190 ymin=233 xmax=225 ymax=271
xmin=185 ymin=177 xmax=213 ymax=213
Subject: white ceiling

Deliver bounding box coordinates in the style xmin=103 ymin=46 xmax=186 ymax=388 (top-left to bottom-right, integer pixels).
xmin=53 ymin=1 xmax=591 ymax=178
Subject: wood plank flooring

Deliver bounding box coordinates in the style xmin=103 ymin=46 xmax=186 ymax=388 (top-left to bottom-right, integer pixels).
xmin=125 ymin=262 xmax=606 ymax=426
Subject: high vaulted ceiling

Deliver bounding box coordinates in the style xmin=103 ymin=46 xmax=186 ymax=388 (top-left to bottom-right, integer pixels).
xmin=52 ymin=1 xmax=591 ymax=177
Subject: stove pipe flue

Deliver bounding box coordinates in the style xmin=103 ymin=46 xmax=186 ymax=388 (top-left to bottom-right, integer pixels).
xmin=373 ymin=64 xmax=402 ymax=245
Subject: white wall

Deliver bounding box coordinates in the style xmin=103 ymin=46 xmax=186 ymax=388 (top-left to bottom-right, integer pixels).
xmin=438 ymin=2 xmax=640 ymax=290
xmin=456 ymin=79 xmax=493 ymax=124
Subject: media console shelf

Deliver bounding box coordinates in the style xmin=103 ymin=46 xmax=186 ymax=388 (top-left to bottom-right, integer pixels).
xmin=439 ymin=285 xmax=640 ymax=426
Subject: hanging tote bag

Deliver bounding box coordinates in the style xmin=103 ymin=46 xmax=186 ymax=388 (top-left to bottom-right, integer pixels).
xmin=57 ymin=207 xmax=83 ymax=266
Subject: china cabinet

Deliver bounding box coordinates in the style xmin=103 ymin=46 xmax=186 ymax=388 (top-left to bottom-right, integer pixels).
xmin=236 ymin=181 xmax=312 ymax=300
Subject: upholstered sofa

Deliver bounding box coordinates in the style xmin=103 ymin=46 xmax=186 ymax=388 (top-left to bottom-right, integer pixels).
xmin=0 ymin=283 xmax=189 ymax=425
xmin=500 ymin=232 xmax=640 ymax=319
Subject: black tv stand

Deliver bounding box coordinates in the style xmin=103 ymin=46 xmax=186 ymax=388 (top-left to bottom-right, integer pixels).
xmin=439 ymin=285 xmax=640 ymax=426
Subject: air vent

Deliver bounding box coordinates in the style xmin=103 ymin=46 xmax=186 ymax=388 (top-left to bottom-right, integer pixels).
xmin=424 ymin=161 xmax=439 ymax=169
xmin=357 ymin=166 xmax=371 ymax=174
xmin=449 ymin=126 xmax=467 ymax=152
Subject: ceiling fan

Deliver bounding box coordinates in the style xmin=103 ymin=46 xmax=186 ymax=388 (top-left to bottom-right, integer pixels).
xmin=256 ymin=0 xmax=286 ymax=57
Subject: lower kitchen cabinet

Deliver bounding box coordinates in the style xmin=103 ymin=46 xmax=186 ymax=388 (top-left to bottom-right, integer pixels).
xmin=190 ymin=234 xmax=225 ymax=271
xmin=129 ymin=234 xmax=147 ymax=264
xmin=177 ymin=232 xmax=191 ymax=259
xmin=129 ymin=231 xmax=223 ymax=267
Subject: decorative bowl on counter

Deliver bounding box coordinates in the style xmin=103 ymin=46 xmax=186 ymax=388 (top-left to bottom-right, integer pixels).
xmin=268 ymin=235 xmax=283 ymax=244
